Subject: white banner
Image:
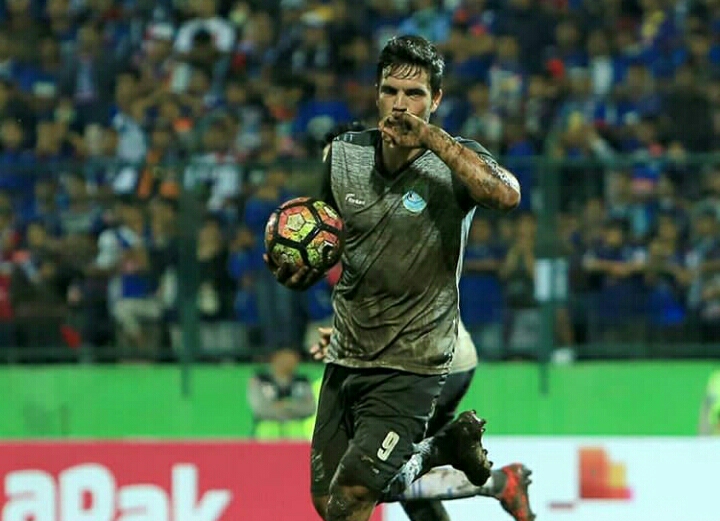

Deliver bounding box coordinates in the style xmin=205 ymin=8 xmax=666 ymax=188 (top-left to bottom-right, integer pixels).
xmin=386 ymin=437 xmax=720 ymax=521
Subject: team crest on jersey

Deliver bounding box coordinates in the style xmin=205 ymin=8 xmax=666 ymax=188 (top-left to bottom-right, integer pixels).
xmin=402 ymin=190 xmax=427 ymax=214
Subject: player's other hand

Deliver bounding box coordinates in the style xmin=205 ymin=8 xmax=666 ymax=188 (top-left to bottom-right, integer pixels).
xmin=379 ymin=112 xmax=427 ymax=149
xmin=263 ymin=254 xmax=322 ymax=291
xmin=309 ymin=327 xmax=333 ymax=361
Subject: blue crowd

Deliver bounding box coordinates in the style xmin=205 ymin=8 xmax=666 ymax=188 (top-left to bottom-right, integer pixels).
xmin=0 ymin=0 xmax=716 ymax=362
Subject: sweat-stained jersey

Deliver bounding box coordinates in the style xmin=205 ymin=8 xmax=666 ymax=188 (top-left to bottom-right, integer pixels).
xmin=321 ymin=129 xmax=494 ymax=375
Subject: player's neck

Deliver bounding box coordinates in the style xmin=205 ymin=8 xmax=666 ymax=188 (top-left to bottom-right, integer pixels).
xmin=380 ymin=142 xmax=425 ymax=175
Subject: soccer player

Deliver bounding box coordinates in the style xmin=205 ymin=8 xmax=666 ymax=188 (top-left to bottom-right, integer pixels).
xmin=265 ymin=35 xmax=521 ymax=521
xmin=316 ymin=125 xmax=535 ymax=521
xmin=699 ymin=370 xmax=720 ymax=436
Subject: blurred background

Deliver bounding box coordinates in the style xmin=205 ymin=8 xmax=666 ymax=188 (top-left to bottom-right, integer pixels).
xmin=0 ymin=0 xmax=718 ymax=520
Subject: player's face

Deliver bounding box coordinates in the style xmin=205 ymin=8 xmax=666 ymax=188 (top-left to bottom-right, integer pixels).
xmin=376 ymin=66 xmax=442 ymax=122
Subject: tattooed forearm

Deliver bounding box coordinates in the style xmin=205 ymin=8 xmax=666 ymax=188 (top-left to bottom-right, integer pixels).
xmin=421 ymin=124 xmax=521 ymax=210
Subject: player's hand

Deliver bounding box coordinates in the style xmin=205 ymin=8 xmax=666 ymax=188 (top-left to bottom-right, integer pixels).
xmin=263 ymin=253 xmax=322 ymax=291
xmin=379 ymin=112 xmax=428 ymax=149
xmin=308 ymin=327 xmax=333 ymax=361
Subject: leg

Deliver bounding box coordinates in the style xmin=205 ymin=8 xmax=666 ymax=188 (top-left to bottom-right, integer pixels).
xmin=310 ymin=364 xmax=352 ymax=521
xmin=113 ymin=298 xmax=143 ymax=343
xmin=327 ymin=474 xmax=379 ymax=521
xmin=383 ymin=370 xmax=483 ymax=498
xmin=393 ymin=464 xmax=535 ymax=520
xmin=425 ymin=370 xmax=475 ymax=437
xmin=326 ymin=369 xmax=445 ymax=521
xmin=399 ymin=370 xmax=475 ymax=521
xmin=390 ymin=369 xmax=536 ymax=521
xmin=113 ymin=298 xmax=161 ymax=348
xmin=313 ymin=495 xmax=329 ymax=521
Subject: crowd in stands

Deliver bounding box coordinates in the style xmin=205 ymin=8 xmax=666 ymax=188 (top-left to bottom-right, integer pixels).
xmin=0 ymin=0 xmax=718 ymax=362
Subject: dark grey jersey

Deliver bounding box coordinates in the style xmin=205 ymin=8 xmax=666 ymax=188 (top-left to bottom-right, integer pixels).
xmin=322 ymin=129 xmax=494 ymax=375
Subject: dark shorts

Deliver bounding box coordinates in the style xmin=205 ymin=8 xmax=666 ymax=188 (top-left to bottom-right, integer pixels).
xmin=310 ymin=363 xmax=445 ymax=497
xmin=426 ymin=368 xmax=475 ymax=436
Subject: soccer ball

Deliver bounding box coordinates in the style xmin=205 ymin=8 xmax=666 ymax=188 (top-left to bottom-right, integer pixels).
xmin=264 ymin=197 xmax=345 ymax=273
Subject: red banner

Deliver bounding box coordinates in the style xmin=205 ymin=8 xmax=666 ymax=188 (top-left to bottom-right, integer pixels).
xmin=0 ymin=441 xmax=385 ymax=521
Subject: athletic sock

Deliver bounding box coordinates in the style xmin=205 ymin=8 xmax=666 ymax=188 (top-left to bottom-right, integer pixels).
xmin=395 ymin=467 xmax=481 ymax=501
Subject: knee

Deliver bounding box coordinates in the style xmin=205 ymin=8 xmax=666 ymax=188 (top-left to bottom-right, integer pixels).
xmin=312 ymin=495 xmax=328 ymax=520
xmin=327 ymin=484 xmax=378 ymax=519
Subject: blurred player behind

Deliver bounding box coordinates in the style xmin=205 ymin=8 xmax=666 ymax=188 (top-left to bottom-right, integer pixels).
xmin=310 ymin=323 xmax=534 ymax=521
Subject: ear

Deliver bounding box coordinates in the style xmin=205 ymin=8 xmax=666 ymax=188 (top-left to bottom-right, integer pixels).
xmin=430 ymin=88 xmax=443 ymax=114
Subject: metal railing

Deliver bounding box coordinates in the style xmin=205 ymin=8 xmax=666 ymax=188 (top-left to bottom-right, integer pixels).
xmin=0 ymin=152 xmax=718 ymax=393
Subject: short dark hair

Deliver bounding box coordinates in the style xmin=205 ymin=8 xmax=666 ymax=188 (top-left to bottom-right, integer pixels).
xmin=376 ymin=35 xmax=445 ymax=94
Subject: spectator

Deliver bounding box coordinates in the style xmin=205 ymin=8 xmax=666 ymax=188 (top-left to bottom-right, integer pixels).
xmin=34 ymin=120 xmax=72 ymax=171
xmin=699 ymin=370 xmax=720 ymax=435
xmin=245 ymin=166 xmax=303 ymax=359
xmin=488 ymin=35 xmax=525 ymax=116
xmin=458 ymin=82 xmax=503 ymax=154
xmin=136 ymin=22 xmax=178 ymax=92
xmin=248 ymin=348 xmax=316 ymax=439
xmin=495 ymin=0 xmax=555 ymax=75
xmin=230 ymin=9 xmax=276 ymax=79
xmin=148 ymin=196 xmax=180 ymax=321
xmin=586 ymin=28 xmax=619 ymax=99
xmin=184 ymin=117 xmax=241 ymax=214
xmin=501 ymin=117 xmax=535 ymax=211
xmin=687 ymin=211 xmax=720 ymax=345
xmin=644 ymin=224 xmax=690 ymax=348
xmin=228 ymin=224 xmax=261 ymax=350
xmin=22 ymin=176 xmax=62 ymax=236
xmin=111 ymin=69 xmax=148 ymax=164
xmin=18 ymin=36 xmax=64 ymax=121
xmin=10 ymin=221 xmax=68 ymax=357
xmin=660 ymin=63 xmax=713 ymax=152
xmin=174 ymin=0 xmax=236 ymax=60
xmin=397 ymin=0 xmax=451 ymax=44
xmin=0 ymin=117 xmax=36 ymax=209
xmin=460 ymin=216 xmax=505 ymax=360
xmin=0 ymin=29 xmax=23 ymax=84
xmin=94 ymin=199 xmax=160 ymax=355
xmin=583 ymin=218 xmax=648 ymax=348
xmin=59 ymin=21 xmax=122 ymax=126
xmin=196 ymin=215 xmax=233 ymax=322
xmin=695 ymin=165 xmax=720 ymax=221
xmin=293 ymin=70 xmax=353 ymax=146
xmin=524 ymin=73 xmax=561 ymax=150
xmin=45 ymin=0 xmax=77 ymax=63
xmin=3 ymin=0 xmax=44 ymax=66
xmin=500 ymin=212 xmax=539 ymax=359
xmin=0 ymin=78 xmax=35 ymax=139
xmin=112 ymin=122 xmax=182 ymax=201
xmin=275 ymin=11 xmax=336 ymax=76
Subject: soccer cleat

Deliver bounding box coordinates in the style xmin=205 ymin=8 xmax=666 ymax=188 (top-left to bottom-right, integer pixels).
xmin=496 ymin=464 xmax=536 ymax=521
xmin=435 ymin=410 xmax=493 ymax=486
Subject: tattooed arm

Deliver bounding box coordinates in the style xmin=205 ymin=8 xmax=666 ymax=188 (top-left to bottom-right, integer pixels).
xmin=421 ymin=124 xmax=521 ymax=211
xmin=379 ymin=112 xmax=521 ymax=211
